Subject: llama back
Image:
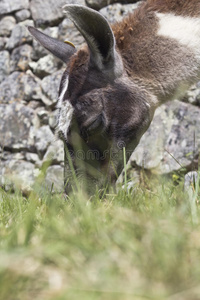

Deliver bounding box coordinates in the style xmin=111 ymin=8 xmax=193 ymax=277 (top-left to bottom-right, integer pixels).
xmin=112 ymin=0 xmax=200 ymax=102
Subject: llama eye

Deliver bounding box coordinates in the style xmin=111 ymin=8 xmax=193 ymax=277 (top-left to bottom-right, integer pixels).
xmin=81 ymin=114 xmax=105 ymax=138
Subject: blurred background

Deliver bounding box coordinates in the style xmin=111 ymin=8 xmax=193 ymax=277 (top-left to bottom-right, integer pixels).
xmin=0 ymin=0 xmax=200 ymax=193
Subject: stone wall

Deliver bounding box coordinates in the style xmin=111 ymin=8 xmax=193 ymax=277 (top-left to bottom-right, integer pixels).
xmin=0 ymin=0 xmax=200 ymax=193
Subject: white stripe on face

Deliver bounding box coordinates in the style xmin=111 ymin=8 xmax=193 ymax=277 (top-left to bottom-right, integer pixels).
xmin=57 ymin=76 xmax=74 ymax=140
xmin=57 ymin=77 xmax=69 ymax=108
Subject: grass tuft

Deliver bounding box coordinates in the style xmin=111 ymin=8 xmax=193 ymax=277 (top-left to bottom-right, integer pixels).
xmin=0 ymin=171 xmax=200 ymax=300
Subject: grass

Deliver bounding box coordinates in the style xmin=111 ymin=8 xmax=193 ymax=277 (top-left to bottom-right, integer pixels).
xmin=0 ymin=172 xmax=200 ymax=300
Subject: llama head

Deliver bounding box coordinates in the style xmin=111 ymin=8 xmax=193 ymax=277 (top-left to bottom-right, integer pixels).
xmin=29 ymin=5 xmax=152 ymax=192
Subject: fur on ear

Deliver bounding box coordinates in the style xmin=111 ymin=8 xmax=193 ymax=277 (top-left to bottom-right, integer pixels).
xmin=28 ymin=26 xmax=76 ymax=64
xmin=63 ymin=5 xmax=123 ymax=78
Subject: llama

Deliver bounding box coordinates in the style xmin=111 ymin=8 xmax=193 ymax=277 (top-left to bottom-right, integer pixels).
xmin=28 ymin=0 xmax=200 ymax=193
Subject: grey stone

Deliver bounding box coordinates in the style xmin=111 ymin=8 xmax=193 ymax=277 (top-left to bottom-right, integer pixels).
xmin=6 ymin=20 xmax=34 ymax=50
xmin=0 ymin=0 xmax=29 ymax=15
xmin=30 ymin=0 xmax=65 ymax=26
xmin=29 ymin=54 xmax=62 ymax=78
xmin=0 ymin=103 xmax=35 ymax=151
xmin=27 ymin=101 xmax=43 ymax=110
xmin=45 ymin=165 xmax=64 ymax=192
xmin=0 ymin=72 xmax=24 ymax=104
xmin=34 ymin=126 xmax=55 ymax=158
xmin=37 ymin=109 xmax=49 ymax=125
xmin=30 ymin=0 xmax=85 ymax=26
xmin=86 ymin=0 xmax=111 ymax=10
xmin=40 ymin=95 xmax=53 ymax=107
xmin=49 ymin=110 xmax=58 ymax=130
xmin=25 ymin=152 xmax=42 ymax=167
xmin=43 ymin=140 xmax=64 ymax=164
xmin=86 ymin=0 xmax=139 ymax=10
xmin=0 ymin=16 xmax=16 ymax=37
xmin=41 ymin=70 xmax=63 ymax=106
xmin=22 ymin=70 xmax=43 ymax=101
xmin=15 ymin=9 xmax=31 ymax=22
xmin=0 ymin=160 xmax=36 ymax=193
xmin=44 ymin=27 xmax=59 ymax=39
xmin=1 ymin=151 xmax=25 ymax=162
xmin=0 ymin=71 xmax=42 ymax=104
xmin=130 ymin=101 xmax=200 ymax=174
xmin=0 ymin=51 xmax=10 ymax=84
xmin=100 ymin=3 xmax=139 ymax=23
xmin=0 ymin=37 xmax=8 ymax=50
xmin=10 ymin=44 xmax=33 ymax=72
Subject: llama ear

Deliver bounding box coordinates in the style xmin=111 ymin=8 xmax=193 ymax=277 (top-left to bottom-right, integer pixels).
xmin=63 ymin=4 xmax=123 ymax=78
xmin=28 ymin=26 xmax=76 ymax=64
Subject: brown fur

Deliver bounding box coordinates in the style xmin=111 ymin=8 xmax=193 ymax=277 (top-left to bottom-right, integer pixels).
xmin=111 ymin=0 xmax=198 ymax=99
xmin=113 ymin=0 xmax=200 ymax=51
xmin=146 ymin=0 xmax=200 ymax=16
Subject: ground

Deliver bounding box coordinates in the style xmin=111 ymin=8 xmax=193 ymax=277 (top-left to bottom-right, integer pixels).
xmin=0 ymin=172 xmax=200 ymax=300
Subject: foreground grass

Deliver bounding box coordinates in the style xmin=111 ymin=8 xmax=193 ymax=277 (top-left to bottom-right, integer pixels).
xmin=0 ymin=175 xmax=200 ymax=300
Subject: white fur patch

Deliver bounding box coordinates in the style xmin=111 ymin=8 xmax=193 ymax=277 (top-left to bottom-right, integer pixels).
xmin=57 ymin=77 xmax=69 ymax=108
xmin=157 ymin=13 xmax=200 ymax=58
xmin=57 ymin=76 xmax=74 ymax=139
